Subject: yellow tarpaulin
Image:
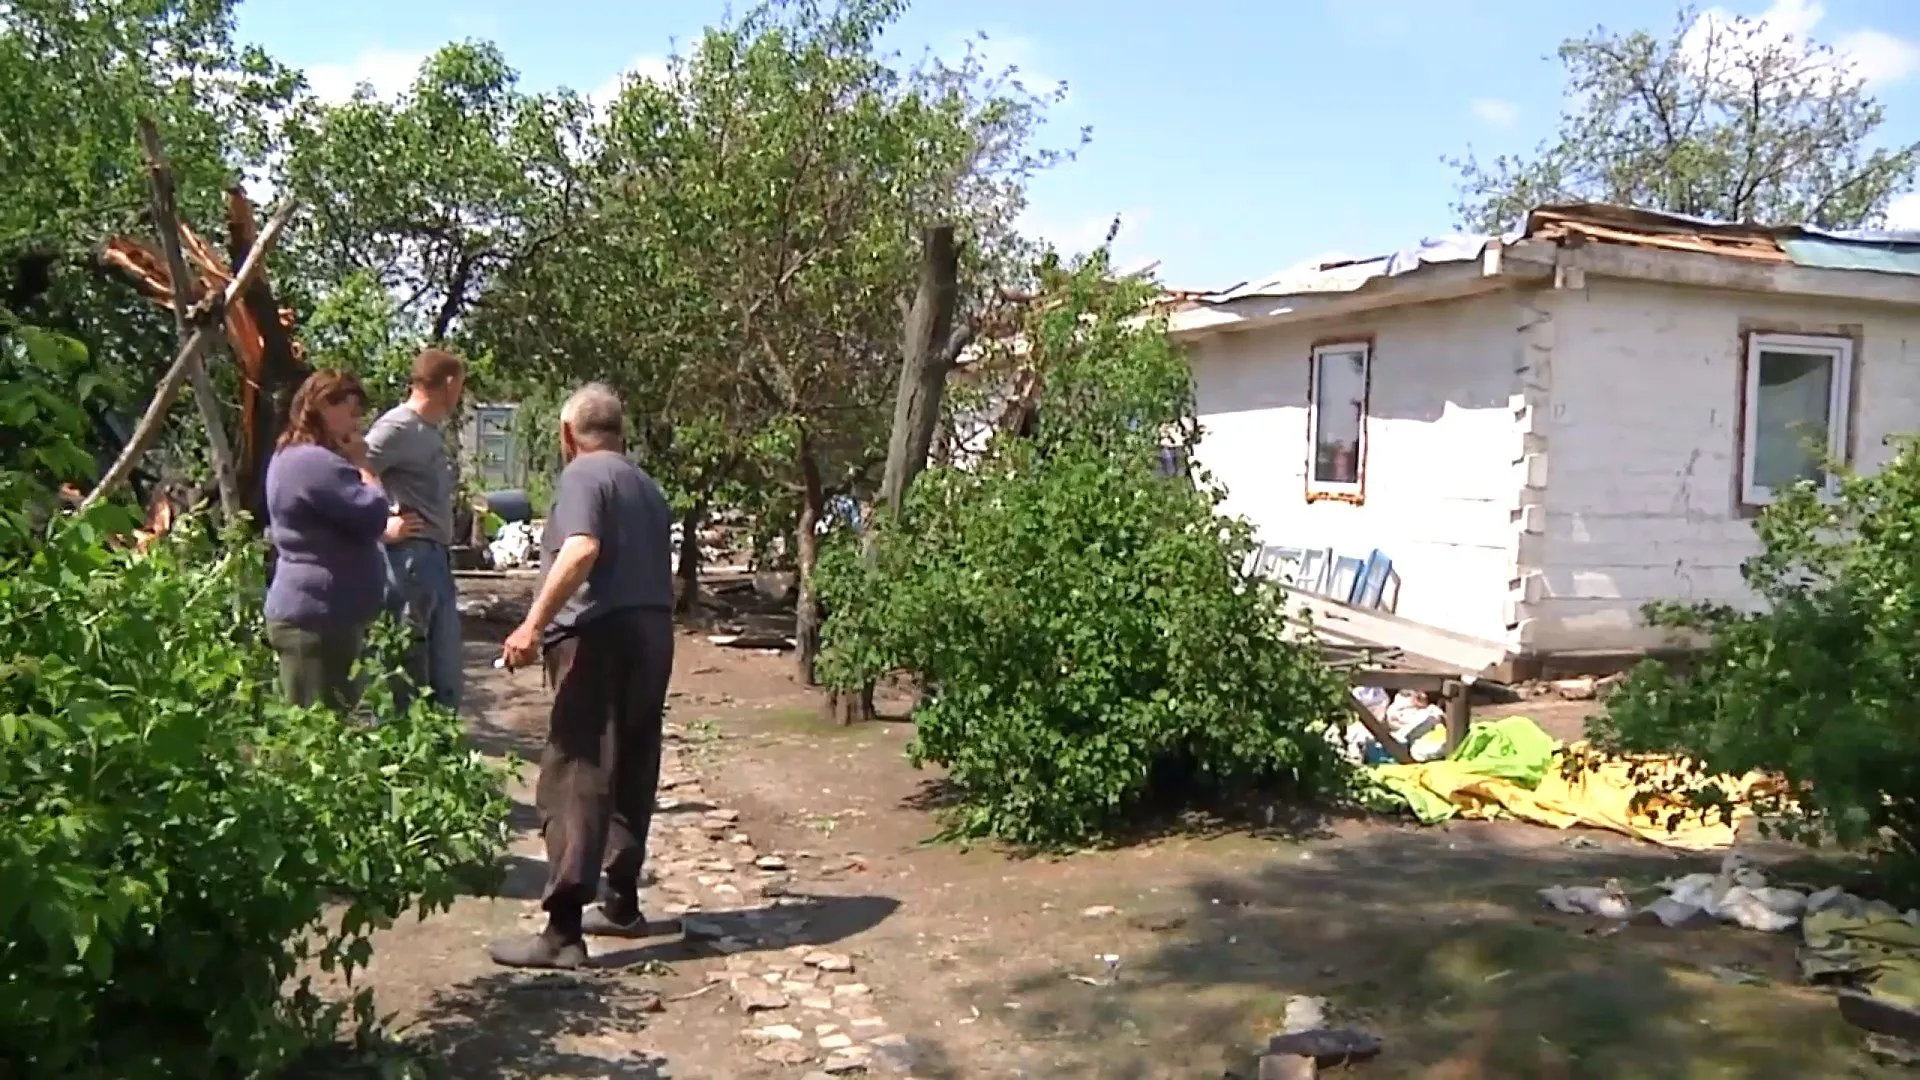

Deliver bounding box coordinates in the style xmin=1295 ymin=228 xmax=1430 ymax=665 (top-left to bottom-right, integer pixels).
xmin=1366 ymin=716 xmax=1766 ymax=851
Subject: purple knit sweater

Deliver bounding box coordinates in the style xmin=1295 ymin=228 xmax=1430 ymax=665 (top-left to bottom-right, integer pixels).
xmin=263 ymin=443 xmax=391 ymax=629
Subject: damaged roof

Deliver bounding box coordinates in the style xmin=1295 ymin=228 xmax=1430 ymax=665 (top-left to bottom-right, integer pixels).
xmin=1190 ymin=202 xmax=1920 ymax=305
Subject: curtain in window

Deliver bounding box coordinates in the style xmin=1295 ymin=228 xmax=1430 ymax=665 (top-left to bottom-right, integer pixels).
xmin=1751 ymin=350 xmax=1833 ymax=493
xmin=1314 ymin=350 xmax=1366 ymax=484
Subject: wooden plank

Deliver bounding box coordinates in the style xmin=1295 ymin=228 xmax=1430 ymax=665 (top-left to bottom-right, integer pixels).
xmin=1284 ymin=585 xmax=1508 ymax=676
xmin=1345 ymin=668 xmax=1452 ymax=693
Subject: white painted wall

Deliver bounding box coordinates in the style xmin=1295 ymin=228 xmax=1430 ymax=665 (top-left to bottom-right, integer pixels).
xmin=1530 ymin=278 xmax=1920 ymax=653
xmin=1187 ymin=293 xmax=1524 ymax=643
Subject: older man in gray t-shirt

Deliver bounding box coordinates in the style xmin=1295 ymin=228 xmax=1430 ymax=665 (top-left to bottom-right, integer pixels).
xmin=365 ymin=348 xmax=466 ymax=712
xmin=489 ymin=382 xmax=676 ymax=970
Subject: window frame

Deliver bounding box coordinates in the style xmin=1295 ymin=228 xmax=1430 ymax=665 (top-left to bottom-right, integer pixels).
xmin=1305 ymin=338 xmax=1373 ymax=503
xmin=1739 ymin=332 xmax=1853 ymax=507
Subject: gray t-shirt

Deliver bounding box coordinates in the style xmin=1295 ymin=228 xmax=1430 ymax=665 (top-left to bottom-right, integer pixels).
xmin=366 ymin=404 xmax=455 ymax=546
xmin=538 ymin=450 xmax=673 ymax=643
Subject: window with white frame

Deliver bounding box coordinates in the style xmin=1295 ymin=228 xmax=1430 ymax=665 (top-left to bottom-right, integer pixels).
xmin=1307 ymin=341 xmax=1370 ymax=499
xmin=1741 ymin=333 xmax=1852 ymax=505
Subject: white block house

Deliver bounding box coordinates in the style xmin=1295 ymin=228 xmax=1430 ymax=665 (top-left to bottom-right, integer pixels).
xmin=1168 ymin=204 xmax=1920 ymax=677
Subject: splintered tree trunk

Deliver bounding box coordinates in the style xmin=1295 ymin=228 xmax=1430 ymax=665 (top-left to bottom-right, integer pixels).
xmin=675 ymin=499 xmax=705 ymax=615
xmin=829 ymin=224 xmax=963 ymax=726
xmin=880 ymin=224 xmax=961 ymax=518
xmin=794 ymin=432 xmax=827 ymax=686
xmin=225 ymin=188 xmax=307 ymax=526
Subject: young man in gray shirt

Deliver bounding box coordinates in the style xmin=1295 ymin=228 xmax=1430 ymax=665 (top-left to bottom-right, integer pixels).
xmin=491 ymin=382 xmax=676 ymax=969
xmin=365 ymin=348 xmax=467 ymax=712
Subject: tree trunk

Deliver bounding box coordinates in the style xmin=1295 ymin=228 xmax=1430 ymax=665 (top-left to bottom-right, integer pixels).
xmin=828 ymin=224 xmax=964 ymax=725
xmin=794 ymin=431 xmax=826 ymax=686
xmin=675 ymin=498 xmax=705 ymax=615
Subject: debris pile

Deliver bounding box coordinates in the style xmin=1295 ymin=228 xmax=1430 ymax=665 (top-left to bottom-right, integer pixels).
xmin=487 ymin=519 xmax=541 ymax=569
xmin=1541 ymin=849 xmax=1920 ymax=1052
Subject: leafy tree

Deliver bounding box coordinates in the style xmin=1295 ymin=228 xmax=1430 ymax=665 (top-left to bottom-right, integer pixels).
xmin=1451 ymin=6 xmax=1920 ymax=231
xmin=815 ymin=256 xmax=1352 ymax=846
xmin=276 ymin=41 xmax=594 ymax=347
xmin=0 ymin=0 xmax=299 ymax=502
xmin=1591 ymin=441 xmax=1920 ymax=894
xmin=486 ymin=0 xmax=1066 ymax=662
xmin=0 ymin=324 xmax=511 ymax=1078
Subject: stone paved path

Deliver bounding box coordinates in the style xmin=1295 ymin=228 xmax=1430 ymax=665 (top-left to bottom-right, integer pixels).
xmin=457 ymin=715 xmax=919 ymax=1079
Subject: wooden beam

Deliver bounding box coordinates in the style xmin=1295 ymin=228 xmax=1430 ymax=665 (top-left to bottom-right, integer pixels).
xmin=1283 ymin=586 xmax=1509 ymax=676
xmin=80 ymin=200 xmax=298 ymax=513
xmin=137 ymin=117 xmax=242 ymax=520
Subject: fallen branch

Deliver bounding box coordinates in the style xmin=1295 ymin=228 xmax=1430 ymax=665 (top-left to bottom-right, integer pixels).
xmin=80 ymin=200 xmax=298 ymax=513
xmin=138 ymin=117 xmax=242 ymax=519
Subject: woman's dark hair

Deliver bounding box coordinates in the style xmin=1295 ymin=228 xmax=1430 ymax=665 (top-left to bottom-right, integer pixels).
xmin=277 ymin=370 xmax=367 ymax=452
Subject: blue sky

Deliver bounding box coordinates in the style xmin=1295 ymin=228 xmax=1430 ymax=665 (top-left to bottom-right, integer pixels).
xmin=236 ymin=0 xmax=1920 ymax=290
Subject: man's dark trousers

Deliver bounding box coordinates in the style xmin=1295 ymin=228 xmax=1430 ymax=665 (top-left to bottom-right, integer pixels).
xmin=536 ymin=606 xmax=675 ymax=926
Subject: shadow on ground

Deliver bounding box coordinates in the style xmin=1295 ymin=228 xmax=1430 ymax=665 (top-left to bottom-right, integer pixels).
xmin=403 ymin=969 xmax=674 ymax=1079
xmin=921 ymin=829 xmax=1894 ymax=1079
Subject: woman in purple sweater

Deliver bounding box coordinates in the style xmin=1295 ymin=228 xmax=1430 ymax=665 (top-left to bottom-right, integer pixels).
xmin=264 ymin=371 xmax=422 ymax=710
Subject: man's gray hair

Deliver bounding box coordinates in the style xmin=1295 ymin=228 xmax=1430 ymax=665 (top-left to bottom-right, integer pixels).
xmin=561 ymin=382 xmax=625 ymax=448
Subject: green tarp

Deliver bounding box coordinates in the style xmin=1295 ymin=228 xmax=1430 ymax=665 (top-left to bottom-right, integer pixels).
xmin=1363 ymin=715 xmax=1560 ymax=824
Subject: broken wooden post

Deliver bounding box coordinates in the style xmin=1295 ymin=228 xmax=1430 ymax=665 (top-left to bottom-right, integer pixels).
xmin=1443 ymin=677 xmax=1472 ymax=756
xmin=879 ymin=223 xmax=963 ymax=516
xmin=80 ymin=201 xmax=298 ymax=513
xmin=136 ymin=117 xmax=242 ymax=520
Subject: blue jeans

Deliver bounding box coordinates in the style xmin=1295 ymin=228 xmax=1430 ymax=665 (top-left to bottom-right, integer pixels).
xmin=385 ymin=539 xmax=463 ymax=712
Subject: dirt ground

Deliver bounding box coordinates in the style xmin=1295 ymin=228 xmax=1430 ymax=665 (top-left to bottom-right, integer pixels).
xmin=337 ymin=575 xmax=1905 ymax=1079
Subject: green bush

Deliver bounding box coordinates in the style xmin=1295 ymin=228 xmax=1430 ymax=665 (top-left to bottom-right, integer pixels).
xmin=816 ymin=259 xmax=1351 ymax=847
xmin=0 ymin=324 xmax=512 ymax=1078
xmin=1590 ymin=438 xmax=1920 ymax=889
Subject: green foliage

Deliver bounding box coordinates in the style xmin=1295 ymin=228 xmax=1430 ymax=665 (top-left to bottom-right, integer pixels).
xmin=302 ymin=270 xmax=419 ymax=408
xmin=1451 ymin=6 xmax=1920 ymax=231
xmin=480 ymin=0 xmax=1070 ymax=563
xmin=0 ymin=314 xmax=115 ymax=506
xmin=1590 ymin=439 xmax=1920 ymax=890
xmin=0 ymin=0 xmax=296 ymax=407
xmin=0 ymin=327 xmax=513 ymax=1078
xmin=277 ymin=40 xmax=593 ymax=348
xmin=816 ymin=258 xmax=1352 ymax=847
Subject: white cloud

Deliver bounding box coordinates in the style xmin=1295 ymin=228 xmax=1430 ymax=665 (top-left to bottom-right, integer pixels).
xmin=1468 ymin=97 xmax=1519 ymax=128
xmin=1834 ymin=28 xmax=1920 ymax=84
xmin=1883 ymin=191 xmax=1920 ymax=230
xmin=305 ymin=46 xmax=427 ymax=104
xmin=589 ymin=54 xmax=672 ymax=114
xmin=1682 ymin=0 xmax=1920 ymax=86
